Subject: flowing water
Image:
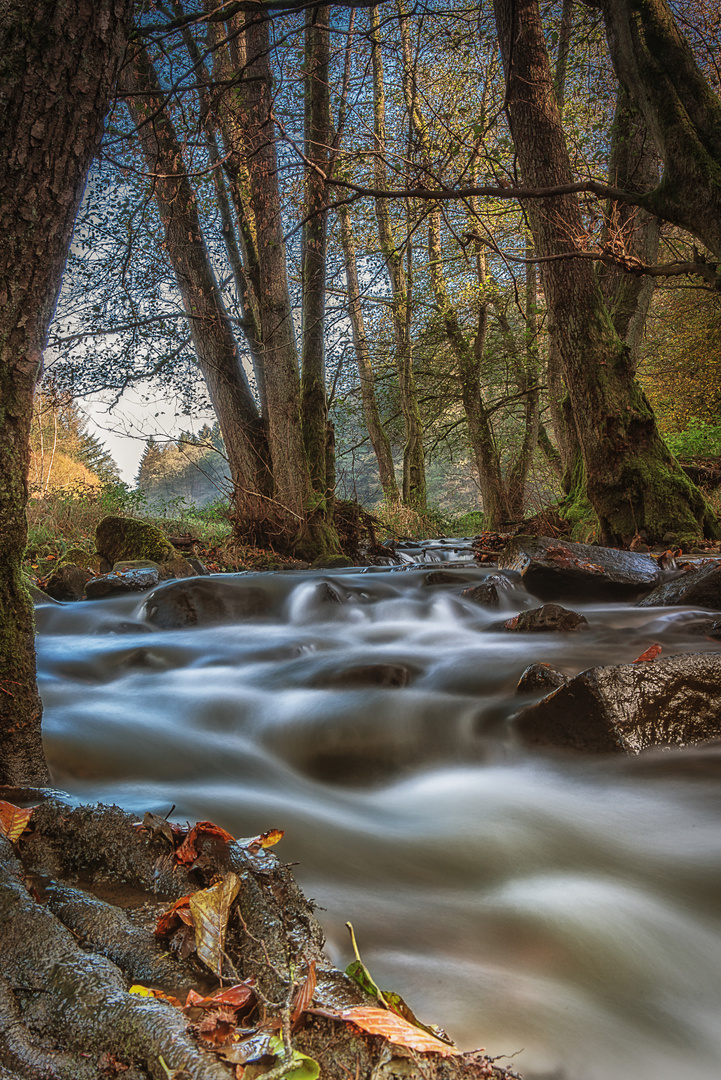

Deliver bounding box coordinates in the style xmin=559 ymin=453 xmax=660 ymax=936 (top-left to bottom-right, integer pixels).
xmin=34 ymin=542 xmax=721 ymax=1080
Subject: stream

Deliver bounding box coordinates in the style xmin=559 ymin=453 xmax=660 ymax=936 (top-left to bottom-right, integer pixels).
xmin=34 ymin=540 xmax=721 ymax=1080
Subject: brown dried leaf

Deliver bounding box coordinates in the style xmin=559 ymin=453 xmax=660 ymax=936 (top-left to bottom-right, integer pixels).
xmin=291 ymin=960 xmax=317 ymax=1023
xmin=340 ymin=1007 xmax=462 ymax=1056
xmin=185 ymin=981 xmax=255 ymax=1011
xmin=175 ymin=821 xmax=235 ymax=866
xmin=189 ymin=872 xmax=240 ymax=977
xmin=0 ymin=800 xmax=34 ymax=843
xmin=634 ymin=643 xmax=663 ymax=663
xmin=155 ymin=895 xmax=193 ymax=937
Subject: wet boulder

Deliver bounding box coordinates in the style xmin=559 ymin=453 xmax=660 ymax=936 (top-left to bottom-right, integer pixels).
xmin=505 ymin=603 xmax=588 ymax=632
xmin=514 ymin=652 xmax=721 ymax=753
xmin=516 ymin=663 xmax=568 ymax=694
xmin=423 ymin=570 xmax=477 ymax=587
xmin=44 ymin=564 xmax=93 ymax=602
xmin=637 ymin=559 xmax=721 ymax=609
xmin=498 ymin=535 xmax=660 ymax=601
xmin=144 ymin=577 xmax=271 ymax=628
xmin=462 ymin=580 xmax=501 ymax=607
xmin=85 ymin=566 xmax=160 ymax=599
xmin=95 ymin=514 xmax=178 ymax=567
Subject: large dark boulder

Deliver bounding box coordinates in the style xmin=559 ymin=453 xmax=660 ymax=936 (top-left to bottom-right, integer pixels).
xmin=144 ymin=578 xmax=271 ymax=628
xmin=498 ymin=535 xmax=660 ymax=601
xmin=637 ymin=560 xmax=721 ymax=609
xmin=44 ymin=564 xmax=93 ymax=602
xmin=514 ymin=652 xmax=721 ymax=753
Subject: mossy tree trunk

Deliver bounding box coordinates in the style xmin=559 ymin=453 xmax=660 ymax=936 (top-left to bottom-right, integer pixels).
xmin=0 ymin=0 xmax=132 ymax=784
xmin=300 ymin=5 xmax=332 ymax=500
xmin=594 ymin=0 xmax=721 ymax=262
xmin=493 ymin=0 xmax=718 ymax=545
xmin=121 ymin=46 xmax=273 ymax=539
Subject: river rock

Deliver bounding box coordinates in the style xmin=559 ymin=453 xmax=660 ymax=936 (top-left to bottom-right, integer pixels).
xmin=85 ymin=567 xmax=160 ymax=599
xmin=514 ymin=652 xmax=721 ymax=753
xmin=423 ymin=570 xmax=477 ymax=587
xmin=637 ymin=560 xmax=721 ymax=609
xmin=498 ymin=535 xmax=660 ymax=601
xmin=95 ymin=515 xmax=178 ymax=566
xmin=314 ymin=663 xmax=413 ymax=688
xmin=516 ymin=663 xmax=568 ymax=694
xmin=505 ymin=603 xmax=588 ymax=632
xmin=144 ymin=578 xmax=271 ymax=628
xmin=44 ymin=564 xmax=93 ymax=602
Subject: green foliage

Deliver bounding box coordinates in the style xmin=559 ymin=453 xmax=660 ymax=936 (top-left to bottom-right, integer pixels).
xmin=664 ymin=420 xmax=721 ymax=459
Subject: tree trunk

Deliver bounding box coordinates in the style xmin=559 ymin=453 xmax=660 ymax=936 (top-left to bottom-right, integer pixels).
xmin=121 ymin=47 xmax=272 ymax=536
xmin=506 ymin=244 xmax=541 ymax=517
xmin=493 ymin=0 xmax=718 ymax=544
xmin=300 ymin=5 xmax=331 ymax=497
xmin=338 ymin=206 xmax=400 ymax=503
xmin=0 ymin=0 xmax=131 ymax=783
xmin=370 ymin=5 xmax=426 ymax=510
xmin=595 ymin=0 xmax=721 ymax=261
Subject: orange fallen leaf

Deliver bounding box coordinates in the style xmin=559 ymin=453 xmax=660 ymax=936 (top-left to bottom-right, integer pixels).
xmin=175 ymin=821 xmax=235 ymax=865
xmin=634 ymin=643 xmax=662 ymax=663
xmin=238 ymin=828 xmax=285 ymax=855
xmin=0 ymin=800 xmax=34 ymax=843
xmin=339 ymin=1007 xmax=462 ymax=1056
xmin=185 ymin=981 xmax=255 ymax=1011
xmin=155 ymin=895 xmax=193 ymax=937
xmin=291 ymin=961 xmax=317 ymax=1023
xmin=128 ymin=985 xmax=182 ymax=1007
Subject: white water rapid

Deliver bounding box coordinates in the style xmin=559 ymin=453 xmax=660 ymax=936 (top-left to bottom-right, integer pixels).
xmin=34 ymin=543 xmax=721 ymax=1080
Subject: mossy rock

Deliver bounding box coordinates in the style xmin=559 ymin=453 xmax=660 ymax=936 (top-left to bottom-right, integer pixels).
xmin=310 ymin=552 xmax=356 ymax=569
xmin=60 ymin=548 xmax=104 ymax=573
xmin=96 ymin=516 xmax=178 ymax=566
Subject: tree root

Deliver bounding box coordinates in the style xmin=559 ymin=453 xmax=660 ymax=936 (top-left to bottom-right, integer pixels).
xmin=0 ymin=796 xmax=521 ymax=1080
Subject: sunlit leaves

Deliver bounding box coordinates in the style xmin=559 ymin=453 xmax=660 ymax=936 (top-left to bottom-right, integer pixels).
xmin=0 ymin=800 xmax=34 ymax=843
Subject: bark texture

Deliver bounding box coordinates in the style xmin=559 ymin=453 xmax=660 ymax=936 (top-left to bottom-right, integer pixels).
xmin=493 ymin=0 xmax=717 ymax=544
xmin=121 ymin=46 xmax=272 ymax=533
xmin=594 ymin=0 xmax=721 ymax=261
xmin=0 ymin=0 xmax=132 ymax=783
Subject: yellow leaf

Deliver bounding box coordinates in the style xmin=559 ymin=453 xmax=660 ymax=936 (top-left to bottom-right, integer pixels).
xmin=0 ymin=800 xmax=34 ymax=843
xmin=189 ymin=872 xmax=240 ymax=977
xmin=340 ymin=1007 xmax=462 ymax=1057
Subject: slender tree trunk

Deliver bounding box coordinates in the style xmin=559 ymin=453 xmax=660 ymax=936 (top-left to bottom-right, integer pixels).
xmin=600 ymin=84 xmax=661 ymax=367
xmin=300 ymin=6 xmax=331 ymax=496
xmin=338 ymin=206 xmax=400 ymax=503
xmin=370 ymin=5 xmax=426 ymax=510
xmin=507 ymin=244 xmax=540 ymax=517
xmin=493 ymin=0 xmax=717 ymax=543
xmin=121 ymin=47 xmax=272 ymax=534
xmin=0 ymin=0 xmax=132 ymax=784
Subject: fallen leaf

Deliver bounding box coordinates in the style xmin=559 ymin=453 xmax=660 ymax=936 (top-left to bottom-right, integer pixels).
xmin=185 ymin=981 xmax=255 ymax=1011
xmin=128 ymin=985 xmax=182 ymax=1007
xmin=0 ymin=800 xmax=34 ymax=843
xmin=155 ymin=895 xmax=193 ymax=938
xmin=634 ymin=643 xmax=662 ymax=663
xmin=344 ymin=923 xmax=389 ymax=1007
xmin=236 ymin=829 xmax=285 ymax=855
xmin=175 ymin=821 xmax=235 ymax=866
xmin=340 ymin=1007 xmax=462 ymax=1056
xmin=190 ymin=872 xmax=241 ymax=977
xmin=291 ymin=961 xmax=316 ymax=1023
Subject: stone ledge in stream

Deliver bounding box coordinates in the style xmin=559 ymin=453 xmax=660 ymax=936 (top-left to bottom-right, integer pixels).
xmin=498 ymin=535 xmax=661 ymax=601
xmin=514 ymin=652 xmax=721 ymax=753
xmin=637 ymin=559 xmax=721 ymax=608
xmin=144 ymin=577 xmax=272 ymax=627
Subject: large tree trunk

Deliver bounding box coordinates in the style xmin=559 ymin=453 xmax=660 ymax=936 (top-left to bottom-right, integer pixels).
xmin=370 ymin=5 xmax=426 ymax=511
xmin=121 ymin=47 xmax=272 ymax=536
xmin=338 ymin=206 xmax=401 ymax=504
xmin=0 ymin=0 xmax=132 ymax=784
xmin=593 ymin=0 xmax=721 ymax=261
xmin=300 ymin=5 xmax=331 ymax=497
xmin=493 ymin=0 xmax=718 ymax=544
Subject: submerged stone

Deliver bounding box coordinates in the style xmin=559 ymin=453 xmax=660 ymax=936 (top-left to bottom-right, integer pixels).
xmin=144 ymin=578 xmax=271 ymax=628
xmin=498 ymin=535 xmax=660 ymax=601
xmin=514 ymin=652 xmax=721 ymax=753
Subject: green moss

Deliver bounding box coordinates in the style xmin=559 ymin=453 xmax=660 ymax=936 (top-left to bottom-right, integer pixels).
xmin=95 ymin=515 xmax=178 ymax=565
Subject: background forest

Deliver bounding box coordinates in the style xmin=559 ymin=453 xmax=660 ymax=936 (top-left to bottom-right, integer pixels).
xmin=29 ymin=0 xmax=721 ymax=553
